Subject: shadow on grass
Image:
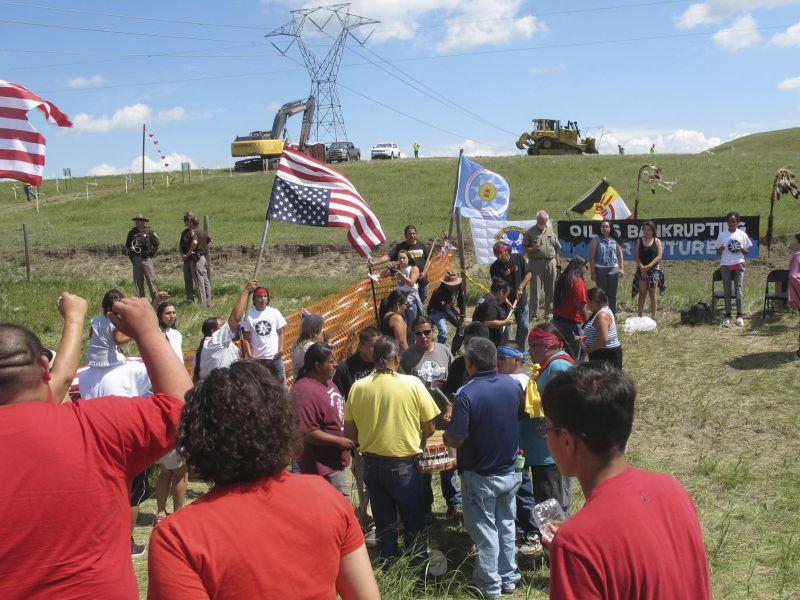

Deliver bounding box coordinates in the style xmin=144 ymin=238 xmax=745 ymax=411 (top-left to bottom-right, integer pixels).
xmin=726 ymin=351 xmax=797 ymax=370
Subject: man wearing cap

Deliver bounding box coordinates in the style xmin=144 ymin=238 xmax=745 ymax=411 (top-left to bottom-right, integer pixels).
xmin=489 ymin=242 xmax=532 ymax=347
xmin=125 ymin=215 xmax=160 ymax=301
xmin=523 ymin=211 xmax=561 ymax=321
xmin=179 ymin=212 xmax=213 ymax=307
xmin=427 ymin=271 xmax=466 ymax=354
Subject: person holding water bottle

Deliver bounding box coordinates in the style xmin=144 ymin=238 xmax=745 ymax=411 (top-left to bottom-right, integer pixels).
xmin=540 ymin=362 xmax=711 ymax=599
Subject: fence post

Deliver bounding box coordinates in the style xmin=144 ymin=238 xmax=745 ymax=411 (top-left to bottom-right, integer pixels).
xmin=23 ymin=224 xmax=31 ymax=282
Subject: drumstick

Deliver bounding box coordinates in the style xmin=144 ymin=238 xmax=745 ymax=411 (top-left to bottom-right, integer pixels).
xmin=421 ymin=237 xmax=440 ymax=277
xmin=502 ymin=298 xmax=518 ymax=335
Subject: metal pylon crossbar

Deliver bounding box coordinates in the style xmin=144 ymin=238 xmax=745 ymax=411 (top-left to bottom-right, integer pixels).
xmin=266 ymin=3 xmax=378 ymax=144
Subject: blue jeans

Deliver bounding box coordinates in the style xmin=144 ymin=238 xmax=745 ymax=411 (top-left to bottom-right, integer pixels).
xmin=363 ymin=455 xmax=427 ymax=561
xmin=258 ymin=358 xmax=286 ymax=384
xmin=423 ymin=467 xmax=462 ymax=512
xmin=404 ymin=295 xmax=424 ymax=344
xmin=430 ymin=308 xmax=465 ymax=355
xmin=501 ymin=302 xmax=530 ymax=348
xmin=515 ymin=467 xmax=537 ymax=537
xmin=461 ymin=470 xmax=522 ymax=596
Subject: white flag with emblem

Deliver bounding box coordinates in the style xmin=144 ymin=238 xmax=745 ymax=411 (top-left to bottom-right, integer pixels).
xmin=469 ymin=218 xmax=537 ymax=264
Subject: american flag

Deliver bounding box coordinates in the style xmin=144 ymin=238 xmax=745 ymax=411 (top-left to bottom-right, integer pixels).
xmin=0 ymin=80 xmax=72 ymax=186
xmin=268 ymin=147 xmax=385 ymax=257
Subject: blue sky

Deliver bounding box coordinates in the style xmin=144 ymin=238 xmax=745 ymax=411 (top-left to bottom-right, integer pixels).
xmin=1 ymin=0 xmax=799 ymax=177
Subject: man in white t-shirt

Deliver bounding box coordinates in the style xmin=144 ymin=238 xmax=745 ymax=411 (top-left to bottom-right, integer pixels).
xmin=242 ymin=286 xmax=287 ymax=382
xmin=195 ymin=281 xmax=257 ymax=381
xmin=715 ymin=211 xmax=753 ymax=328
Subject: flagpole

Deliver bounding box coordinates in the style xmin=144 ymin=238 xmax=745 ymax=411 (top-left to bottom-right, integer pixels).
xmin=367 ymin=262 xmax=380 ymax=324
xmin=141 ymin=124 xmax=146 ymax=190
xmin=253 ymin=217 xmax=271 ymax=279
xmin=455 ymin=207 xmax=468 ymax=303
xmin=447 ymin=149 xmax=464 ymax=240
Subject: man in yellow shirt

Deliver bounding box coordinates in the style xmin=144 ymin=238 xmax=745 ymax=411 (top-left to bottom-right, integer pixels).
xmin=344 ymin=336 xmax=440 ymax=562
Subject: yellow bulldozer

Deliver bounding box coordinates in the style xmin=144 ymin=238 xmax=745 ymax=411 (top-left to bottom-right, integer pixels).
xmin=516 ymin=119 xmax=598 ymax=155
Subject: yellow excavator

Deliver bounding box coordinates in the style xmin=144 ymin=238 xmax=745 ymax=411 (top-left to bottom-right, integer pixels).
xmin=516 ymin=119 xmax=598 ymax=155
xmin=231 ymin=97 xmax=315 ymax=170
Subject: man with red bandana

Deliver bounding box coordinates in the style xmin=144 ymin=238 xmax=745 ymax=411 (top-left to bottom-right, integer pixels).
xmin=489 ymin=242 xmax=531 ymax=347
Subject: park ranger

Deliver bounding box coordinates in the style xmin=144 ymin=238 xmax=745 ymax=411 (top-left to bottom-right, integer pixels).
xmin=125 ymin=214 xmax=160 ymax=301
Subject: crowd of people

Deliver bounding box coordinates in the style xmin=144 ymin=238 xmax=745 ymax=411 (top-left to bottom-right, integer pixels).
xmin=6 ymin=213 xmax=796 ymax=599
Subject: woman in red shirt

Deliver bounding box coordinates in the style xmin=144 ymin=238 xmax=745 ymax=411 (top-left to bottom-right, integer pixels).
xmin=552 ymin=256 xmax=589 ymax=360
xmin=148 ymin=361 xmax=379 ymax=600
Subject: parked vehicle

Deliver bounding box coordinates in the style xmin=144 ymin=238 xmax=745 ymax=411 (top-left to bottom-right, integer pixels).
xmin=371 ymin=142 xmax=400 ymax=160
xmin=327 ymin=141 xmax=360 ymax=162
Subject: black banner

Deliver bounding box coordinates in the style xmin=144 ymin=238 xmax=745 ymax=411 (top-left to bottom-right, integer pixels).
xmin=558 ymin=216 xmax=760 ymax=261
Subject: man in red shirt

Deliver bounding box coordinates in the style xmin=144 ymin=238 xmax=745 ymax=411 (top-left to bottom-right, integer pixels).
xmin=0 ymin=295 xmax=192 ymax=600
xmin=541 ymin=362 xmax=711 ymax=600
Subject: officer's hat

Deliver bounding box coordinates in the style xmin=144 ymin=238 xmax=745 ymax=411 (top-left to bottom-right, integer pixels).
xmin=132 ymin=214 xmax=149 ymax=222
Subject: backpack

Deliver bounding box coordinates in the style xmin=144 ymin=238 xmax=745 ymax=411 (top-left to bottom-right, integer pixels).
xmin=680 ymin=302 xmax=711 ymax=325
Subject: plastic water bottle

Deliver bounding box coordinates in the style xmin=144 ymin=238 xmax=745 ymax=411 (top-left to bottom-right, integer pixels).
xmin=514 ymin=449 xmax=525 ymax=472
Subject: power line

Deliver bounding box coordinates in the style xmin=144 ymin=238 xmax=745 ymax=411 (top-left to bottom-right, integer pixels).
xmin=31 ymin=24 xmax=793 ymax=93
xmin=0 ymin=17 xmax=264 ymax=43
xmin=0 ymin=1 xmax=267 ymax=30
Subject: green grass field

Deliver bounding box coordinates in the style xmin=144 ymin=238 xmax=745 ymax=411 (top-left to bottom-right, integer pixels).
xmin=2 ymin=128 xmax=800 ymax=599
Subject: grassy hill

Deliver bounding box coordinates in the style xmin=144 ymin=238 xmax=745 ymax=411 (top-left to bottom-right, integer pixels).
xmin=711 ymin=127 xmax=800 ymax=155
xmin=2 ymin=147 xmax=800 ymax=599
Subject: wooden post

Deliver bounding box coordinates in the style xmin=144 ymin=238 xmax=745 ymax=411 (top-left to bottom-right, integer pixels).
xmin=204 ymin=215 xmax=212 ymax=280
xmin=85 ymin=183 xmax=89 ymax=201
xmin=55 ymin=178 xmax=59 ymax=193
xmin=13 ymin=186 xmax=17 ymax=201
xmin=455 ymin=207 xmax=468 ymax=303
xmin=200 ymin=169 xmax=204 ymax=182
xmin=448 ymin=149 xmax=464 ymax=241
xmin=367 ymin=263 xmax=380 ymax=324
xmin=23 ymin=224 xmax=31 ymax=282
xmin=141 ymin=124 xmax=146 ymax=190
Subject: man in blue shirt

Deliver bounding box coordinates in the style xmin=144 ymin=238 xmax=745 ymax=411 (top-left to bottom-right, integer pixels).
xmin=444 ymin=337 xmax=524 ymax=599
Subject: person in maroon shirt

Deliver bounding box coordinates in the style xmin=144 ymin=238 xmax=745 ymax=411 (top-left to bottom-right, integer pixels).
xmin=552 ymin=256 xmax=589 ymax=360
xmin=541 ymin=362 xmax=711 ymax=600
xmin=292 ymin=343 xmax=354 ymax=496
xmin=0 ymin=294 xmax=192 ymax=600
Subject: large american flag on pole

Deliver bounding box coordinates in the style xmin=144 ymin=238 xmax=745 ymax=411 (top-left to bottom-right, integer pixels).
xmin=267 ymin=147 xmax=386 ymax=257
xmin=0 ymin=80 xmax=72 ymax=186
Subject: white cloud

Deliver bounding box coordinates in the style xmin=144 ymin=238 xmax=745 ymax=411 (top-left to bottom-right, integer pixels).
xmin=598 ymin=128 xmax=723 ymax=154
xmin=530 ymin=63 xmax=566 ymax=76
xmin=86 ymin=152 xmax=198 ymax=177
xmin=436 ymin=0 xmax=546 ymax=52
xmin=778 ymin=76 xmax=800 ymax=91
xmin=713 ymin=14 xmax=762 ymax=51
xmin=428 ymin=138 xmax=514 ymax=157
xmin=66 ymin=75 xmax=107 ymax=89
xmin=676 ymin=0 xmax=799 ymax=29
xmin=157 ymin=107 xmax=187 ymax=122
xmin=71 ymin=103 xmax=152 ymax=134
xmin=770 ymin=21 xmax=800 ymax=46
xmin=263 ymin=1 xmax=546 ymax=52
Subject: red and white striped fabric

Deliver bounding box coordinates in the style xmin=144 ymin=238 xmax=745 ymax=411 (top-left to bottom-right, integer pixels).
xmin=268 ymin=147 xmax=385 ymax=257
xmin=0 ymin=80 xmax=72 ymax=186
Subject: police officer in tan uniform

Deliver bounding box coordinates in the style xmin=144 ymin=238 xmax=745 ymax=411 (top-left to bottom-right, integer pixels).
xmin=125 ymin=214 xmax=160 ymax=301
xmin=180 ymin=212 xmax=213 ymax=307
xmin=522 ymin=210 xmax=561 ymax=321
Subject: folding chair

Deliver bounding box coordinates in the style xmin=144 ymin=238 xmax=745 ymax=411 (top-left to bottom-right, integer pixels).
xmin=762 ymin=269 xmax=789 ymax=320
xmin=710 ymin=268 xmax=726 ymax=321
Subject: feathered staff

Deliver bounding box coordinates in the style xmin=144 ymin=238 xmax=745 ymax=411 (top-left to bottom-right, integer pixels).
xmin=766 ymin=168 xmax=799 ymax=256
xmin=633 ymin=164 xmax=676 ymax=219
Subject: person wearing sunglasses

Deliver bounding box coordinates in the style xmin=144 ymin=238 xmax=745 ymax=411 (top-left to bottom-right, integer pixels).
xmin=400 ymin=317 xmax=460 ymax=519
xmin=541 ymin=362 xmax=711 ymax=600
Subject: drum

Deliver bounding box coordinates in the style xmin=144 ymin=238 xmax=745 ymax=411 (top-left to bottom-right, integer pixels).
xmin=420 ymin=432 xmax=457 ymax=473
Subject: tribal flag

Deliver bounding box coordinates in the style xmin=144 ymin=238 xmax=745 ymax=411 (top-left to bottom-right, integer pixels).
xmin=267 ymin=147 xmax=385 ymax=257
xmin=454 ymin=154 xmax=510 ymax=220
xmin=570 ymin=179 xmax=632 ymax=220
xmin=469 ymin=218 xmax=537 ymax=264
xmin=0 ymin=80 xmax=72 ymax=186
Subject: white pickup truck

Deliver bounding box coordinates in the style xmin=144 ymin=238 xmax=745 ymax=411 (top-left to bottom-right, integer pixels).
xmin=371 ymin=142 xmax=400 ymax=160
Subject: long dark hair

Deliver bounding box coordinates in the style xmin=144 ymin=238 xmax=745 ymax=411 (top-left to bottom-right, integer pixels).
xmin=296 ymin=343 xmax=333 ymax=380
xmin=156 ymin=301 xmax=177 ymax=329
xmin=194 ymin=317 xmax=221 ymax=381
xmin=554 ymin=256 xmax=586 ymax=308
xmin=101 ymin=289 xmax=123 ymax=315
xmin=379 ymin=290 xmax=407 ymax=322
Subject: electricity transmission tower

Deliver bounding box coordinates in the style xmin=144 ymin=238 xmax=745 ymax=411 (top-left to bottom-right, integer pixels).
xmin=267 ymin=4 xmax=378 ymax=144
